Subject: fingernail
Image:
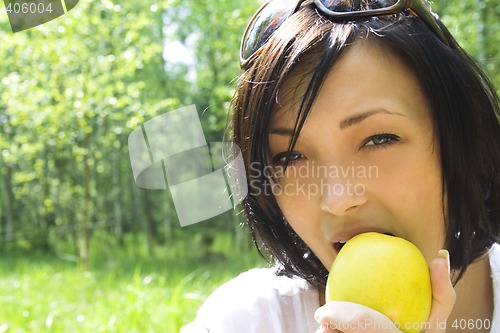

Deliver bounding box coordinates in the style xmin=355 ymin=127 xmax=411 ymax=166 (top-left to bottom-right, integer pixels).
xmin=438 ymin=249 xmax=450 ymax=275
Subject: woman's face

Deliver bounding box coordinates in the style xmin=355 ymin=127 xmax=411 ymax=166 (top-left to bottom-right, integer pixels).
xmin=268 ymin=40 xmax=445 ymax=270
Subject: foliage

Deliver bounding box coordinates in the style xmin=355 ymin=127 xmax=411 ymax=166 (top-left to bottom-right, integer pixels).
xmin=0 ymin=0 xmax=498 ymax=260
xmin=0 ymin=0 xmax=260 ymax=257
xmin=434 ymin=0 xmax=500 ymax=86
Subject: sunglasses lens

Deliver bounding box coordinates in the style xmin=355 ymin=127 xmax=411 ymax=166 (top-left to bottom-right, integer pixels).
xmin=316 ymin=0 xmax=398 ymax=12
xmin=241 ymin=1 xmax=297 ymax=62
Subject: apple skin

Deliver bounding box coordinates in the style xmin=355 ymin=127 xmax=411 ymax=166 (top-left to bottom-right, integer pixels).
xmin=326 ymin=232 xmax=432 ymax=333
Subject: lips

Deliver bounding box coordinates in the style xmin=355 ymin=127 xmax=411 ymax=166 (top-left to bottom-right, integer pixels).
xmin=333 ymin=241 xmax=347 ymax=253
xmin=331 ymin=230 xmax=395 ymax=253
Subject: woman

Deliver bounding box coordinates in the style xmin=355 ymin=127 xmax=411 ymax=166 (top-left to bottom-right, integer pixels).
xmin=181 ymin=0 xmax=500 ymax=332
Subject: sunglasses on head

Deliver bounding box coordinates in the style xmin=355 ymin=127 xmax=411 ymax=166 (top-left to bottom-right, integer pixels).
xmin=240 ymin=0 xmax=448 ymax=69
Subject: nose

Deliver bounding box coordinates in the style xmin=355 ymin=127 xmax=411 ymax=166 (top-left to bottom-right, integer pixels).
xmin=320 ymin=178 xmax=368 ymax=216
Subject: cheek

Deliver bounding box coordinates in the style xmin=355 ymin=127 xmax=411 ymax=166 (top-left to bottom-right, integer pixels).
xmin=274 ymin=192 xmax=323 ymax=242
xmin=275 ymin=190 xmax=313 ymax=227
xmin=371 ymin=139 xmax=442 ymax=206
xmin=373 ymin=152 xmax=446 ymax=261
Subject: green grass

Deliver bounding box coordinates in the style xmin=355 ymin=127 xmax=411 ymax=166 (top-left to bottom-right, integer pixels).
xmin=0 ymin=231 xmax=265 ymax=332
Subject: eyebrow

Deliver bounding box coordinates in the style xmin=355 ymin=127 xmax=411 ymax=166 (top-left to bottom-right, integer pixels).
xmin=339 ymin=109 xmax=405 ymax=130
xmin=269 ymin=109 xmax=405 ymax=136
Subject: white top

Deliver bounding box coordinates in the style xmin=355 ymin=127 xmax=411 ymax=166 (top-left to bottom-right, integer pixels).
xmin=181 ymin=243 xmax=500 ymax=333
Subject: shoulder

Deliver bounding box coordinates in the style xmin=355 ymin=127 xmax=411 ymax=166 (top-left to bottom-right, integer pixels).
xmin=180 ymin=267 xmax=319 ymax=333
xmin=207 ymin=266 xmax=313 ymax=300
xmin=489 ymin=243 xmax=500 ymax=277
xmin=488 ymin=243 xmax=500 ymax=330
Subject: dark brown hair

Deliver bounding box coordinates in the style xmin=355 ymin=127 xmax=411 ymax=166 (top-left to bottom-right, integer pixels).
xmin=231 ymin=3 xmax=500 ymax=288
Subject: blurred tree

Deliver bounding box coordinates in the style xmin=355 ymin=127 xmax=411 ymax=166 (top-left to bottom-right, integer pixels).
xmin=0 ymin=0 xmax=260 ymax=260
xmin=434 ymin=0 xmax=500 ymax=86
xmin=164 ymin=0 xmax=261 ymax=140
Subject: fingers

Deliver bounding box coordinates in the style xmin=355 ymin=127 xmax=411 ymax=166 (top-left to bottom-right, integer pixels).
xmin=424 ymin=249 xmax=456 ymax=332
xmin=314 ymin=250 xmax=456 ymax=333
xmin=315 ymin=301 xmax=402 ymax=333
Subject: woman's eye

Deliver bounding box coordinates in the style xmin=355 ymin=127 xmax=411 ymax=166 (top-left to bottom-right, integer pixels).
xmin=272 ymin=151 xmax=304 ymax=166
xmin=363 ymin=134 xmax=400 ymax=149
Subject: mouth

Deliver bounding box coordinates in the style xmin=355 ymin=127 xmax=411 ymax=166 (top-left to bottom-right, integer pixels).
xmin=333 ymin=241 xmax=347 ymax=253
xmin=332 ymin=232 xmax=395 ymax=253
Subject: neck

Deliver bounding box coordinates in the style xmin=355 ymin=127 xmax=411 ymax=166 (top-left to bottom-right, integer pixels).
xmin=447 ymin=253 xmax=493 ymax=333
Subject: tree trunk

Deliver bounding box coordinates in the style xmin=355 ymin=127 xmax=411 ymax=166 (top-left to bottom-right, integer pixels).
xmin=140 ymin=190 xmax=156 ymax=257
xmin=0 ymin=154 xmax=14 ymax=248
xmin=113 ymin=141 xmax=124 ymax=247
xmin=79 ymin=131 xmax=91 ymax=271
xmin=474 ymin=0 xmax=486 ymax=62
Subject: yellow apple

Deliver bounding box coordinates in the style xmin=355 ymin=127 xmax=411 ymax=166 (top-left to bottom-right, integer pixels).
xmin=326 ymin=232 xmax=432 ymax=333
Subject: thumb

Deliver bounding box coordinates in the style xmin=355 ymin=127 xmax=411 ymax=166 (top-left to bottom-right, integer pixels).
xmin=425 ymin=249 xmax=456 ymax=332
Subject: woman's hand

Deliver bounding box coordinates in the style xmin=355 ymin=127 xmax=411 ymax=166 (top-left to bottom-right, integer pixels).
xmin=314 ymin=250 xmax=456 ymax=333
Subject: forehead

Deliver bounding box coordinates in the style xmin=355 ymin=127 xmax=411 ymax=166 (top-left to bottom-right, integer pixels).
xmin=270 ymin=39 xmax=425 ymax=127
xmin=272 ymin=48 xmax=321 ymax=123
